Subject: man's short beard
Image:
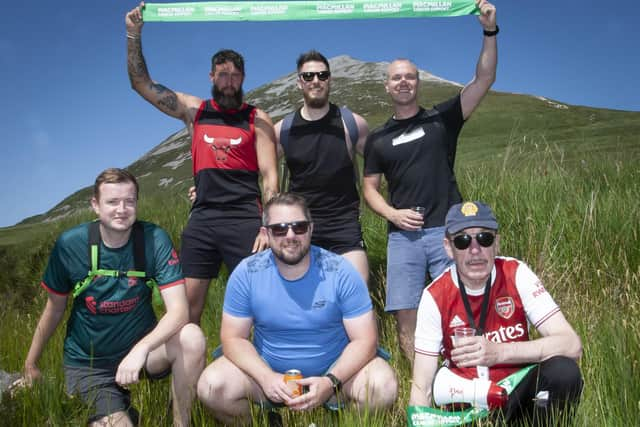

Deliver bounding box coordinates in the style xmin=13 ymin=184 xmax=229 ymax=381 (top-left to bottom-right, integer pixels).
xmin=302 ymin=91 xmax=329 ymax=109
xmin=272 ymin=242 xmax=310 ymax=266
xmin=212 ymin=85 xmax=244 ymax=110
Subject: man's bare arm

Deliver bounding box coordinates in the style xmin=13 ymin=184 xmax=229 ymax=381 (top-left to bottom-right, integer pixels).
xmin=460 ymin=0 xmax=498 ymax=120
xmin=254 ymin=108 xmax=279 ymax=202
xmin=125 ymin=2 xmax=201 ymax=125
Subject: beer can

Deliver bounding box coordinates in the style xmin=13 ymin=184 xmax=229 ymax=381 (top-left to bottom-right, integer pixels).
xmin=284 ymin=369 xmax=303 ymax=397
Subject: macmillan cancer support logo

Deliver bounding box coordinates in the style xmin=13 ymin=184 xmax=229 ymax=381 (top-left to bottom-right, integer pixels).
xmin=85 ymin=296 xmax=97 ymax=314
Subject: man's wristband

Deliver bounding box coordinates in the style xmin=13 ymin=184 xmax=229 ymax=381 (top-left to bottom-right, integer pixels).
xmin=325 ymin=373 xmax=342 ymax=393
xmin=483 ymin=25 xmax=499 ymax=37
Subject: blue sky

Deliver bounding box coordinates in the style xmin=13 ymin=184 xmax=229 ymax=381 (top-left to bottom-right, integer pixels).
xmin=1 ymin=0 xmax=638 ymax=227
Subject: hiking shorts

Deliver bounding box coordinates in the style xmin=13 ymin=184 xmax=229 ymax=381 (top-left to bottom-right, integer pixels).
xmin=180 ymin=214 xmax=261 ymax=278
xmin=64 ymin=364 xmax=170 ymax=422
xmin=311 ymin=217 xmax=366 ymax=255
xmin=385 ymin=226 xmax=452 ymax=311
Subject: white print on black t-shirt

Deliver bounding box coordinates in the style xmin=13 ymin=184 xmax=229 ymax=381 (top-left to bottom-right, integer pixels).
xmin=391 ymin=127 xmax=426 ymax=146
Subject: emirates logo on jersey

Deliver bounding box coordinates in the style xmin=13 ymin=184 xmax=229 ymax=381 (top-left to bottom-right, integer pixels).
xmin=204 ymin=133 xmax=242 ymax=161
xmin=495 ymin=297 xmax=515 ymax=319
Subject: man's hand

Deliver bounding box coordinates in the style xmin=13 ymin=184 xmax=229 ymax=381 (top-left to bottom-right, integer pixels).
xmin=259 ymin=371 xmax=295 ymax=404
xmin=476 ymin=0 xmax=497 ymax=31
xmin=125 ymin=2 xmax=145 ymax=35
xmin=23 ymin=363 xmax=42 ymax=385
xmin=389 ymin=208 xmax=424 ymax=231
xmin=450 ymin=336 xmax=500 ymax=367
xmin=115 ymin=344 xmax=149 ymax=386
xmin=251 ymin=228 xmax=269 ymax=253
xmin=287 ymin=376 xmax=334 ymax=411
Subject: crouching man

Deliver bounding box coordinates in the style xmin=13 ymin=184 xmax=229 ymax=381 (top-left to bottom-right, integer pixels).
xmin=24 ymin=168 xmax=206 ymax=426
xmin=197 ymin=193 xmax=397 ymax=424
xmin=410 ymin=201 xmax=583 ymax=424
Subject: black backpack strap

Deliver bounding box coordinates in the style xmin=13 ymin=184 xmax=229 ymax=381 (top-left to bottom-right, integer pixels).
xmin=339 ymin=106 xmax=359 ymax=151
xmin=339 ymin=106 xmax=362 ymax=193
xmin=132 ymin=221 xmax=147 ymax=277
xmin=278 ymin=111 xmax=296 ymax=192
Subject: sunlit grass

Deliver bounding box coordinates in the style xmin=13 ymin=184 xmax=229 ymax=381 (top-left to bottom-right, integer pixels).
xmin=1 ymin=139 xmax=638 ymax=426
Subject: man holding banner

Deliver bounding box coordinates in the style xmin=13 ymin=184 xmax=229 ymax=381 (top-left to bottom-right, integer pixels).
xmin=409 ymin=201 xmax=583 ymax=425
xmin=274 ymin=50 xmax=370 ymax=283
xmin=363 ymin=0 xmax=498 ymax=363
xmin=125 ymin=3 xmax=279 ymax=325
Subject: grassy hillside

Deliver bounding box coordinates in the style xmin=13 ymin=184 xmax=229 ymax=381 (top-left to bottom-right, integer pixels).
xmin=0 ymin=60 xmax=639 ymax=424
xmin=1 ymin=128 xmax=638 ymax=425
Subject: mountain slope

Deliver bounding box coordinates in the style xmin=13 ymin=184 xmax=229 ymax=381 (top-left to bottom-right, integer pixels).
xmin=15 ymin=55 xmax=640 ymax=227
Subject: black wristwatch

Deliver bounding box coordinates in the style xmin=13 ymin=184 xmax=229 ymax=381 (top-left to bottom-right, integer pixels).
xmin=325 ymin=373 xmax=342 ymax=393
xmin=483 ymin=25 xmax=499 ymax=37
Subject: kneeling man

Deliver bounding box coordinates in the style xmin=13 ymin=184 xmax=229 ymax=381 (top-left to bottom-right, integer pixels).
xmin=198 ymin=193 xmax=397 ymax=424
xmin=410 ymin=201 xmax=583 ymax=424
xmin=24 ymin=168 xmax=205 ymax=427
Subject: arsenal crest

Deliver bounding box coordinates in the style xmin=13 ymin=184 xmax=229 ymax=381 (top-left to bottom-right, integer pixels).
xmin=495 ymin=297 xmax=515 ymax=319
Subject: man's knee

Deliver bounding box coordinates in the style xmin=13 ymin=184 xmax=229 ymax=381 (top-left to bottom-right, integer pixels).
xmin=352 ymin=358 xmax=398 ymax=409
xmin=170 ymin=323 xmax=206 ymax=362
xmin=369 ymin=362 xmax=399 ymax=408
xmin=540 ymin=356 xmax=583 ymax=402
xmin=197 ymin=365 xmax=226 ymax=408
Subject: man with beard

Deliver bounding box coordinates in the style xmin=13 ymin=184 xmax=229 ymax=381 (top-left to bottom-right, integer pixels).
xmin=196 ymin=193 xmax=397 ymax=424
xmin=126 ymin=3 xmax=278 ymax=324
xmin=363 ymin=0 xmax=498 ymax=362
xmin=274 ymin=51 xmax=370 ymax=283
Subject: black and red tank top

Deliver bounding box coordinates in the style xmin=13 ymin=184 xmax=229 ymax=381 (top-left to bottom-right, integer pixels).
xmin=191 ymin=100 xmax=261 ymax=219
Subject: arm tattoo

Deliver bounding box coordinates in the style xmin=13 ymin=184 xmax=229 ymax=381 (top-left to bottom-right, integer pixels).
xmin=150 ymin=83 xmax=179 ymax=112
xmin=127 ymin=37 xmax=149 ymax=82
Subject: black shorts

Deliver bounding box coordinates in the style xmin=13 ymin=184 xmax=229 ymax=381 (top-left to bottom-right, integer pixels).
xmin=311 ymin=217 xmax=366 ymax=255
xmin=180 ymin=214 xmax=261 ymax=278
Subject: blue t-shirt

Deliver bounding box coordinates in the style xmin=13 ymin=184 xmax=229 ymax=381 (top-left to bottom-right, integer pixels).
xmin=223 ymin=246 xmax=372 ymax=376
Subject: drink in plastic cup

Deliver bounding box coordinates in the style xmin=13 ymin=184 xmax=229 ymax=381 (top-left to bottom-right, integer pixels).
xmin=411 ymin=206 xmax=426 ymax=218
xmin=453 ymin=327 xmax=476 ymax=346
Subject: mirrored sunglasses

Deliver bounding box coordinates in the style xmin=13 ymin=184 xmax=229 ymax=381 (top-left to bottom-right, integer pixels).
xmin=299 ymin=71 xmax=331 ymax=82
xmin=452 ymin=232 xmax=495 ymax=250
xmin=266 ymin=221 xmax=311 ymax=237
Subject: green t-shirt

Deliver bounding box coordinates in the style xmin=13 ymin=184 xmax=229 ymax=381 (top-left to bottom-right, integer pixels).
xmin=41 ymin=221 xmax=184 ymax=368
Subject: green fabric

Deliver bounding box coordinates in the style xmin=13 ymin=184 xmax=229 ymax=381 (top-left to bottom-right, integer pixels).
xmin=142 ymin=0 xmax=479 ymax=22
xmin=407 ymin=365 xmax=536 ymax=427
xmin=42 ymin=221 xmax=183 ymax=368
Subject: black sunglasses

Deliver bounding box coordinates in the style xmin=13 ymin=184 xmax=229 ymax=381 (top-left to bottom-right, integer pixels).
xmin=265 ymin=221 xmax=311 ymax=237
xmin=451 ymin=232 xmax=495 ymax=250
xmin=299 ymin=71 xmax=331 ymax=82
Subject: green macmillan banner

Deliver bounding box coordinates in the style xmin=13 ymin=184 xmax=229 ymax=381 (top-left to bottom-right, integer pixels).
xmin=407 ymin=365 xmax=536 ymax=427
xmin=142 ymin=0 xmax=479 ymax=22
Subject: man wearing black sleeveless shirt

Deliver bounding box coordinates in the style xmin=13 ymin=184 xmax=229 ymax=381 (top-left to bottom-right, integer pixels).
xmin=274 ymin=51 xmax=370 ymax=282
xmin=126 ymin=3 xmax=278 ymax=324
xmin=363 ymin=0 xmax=499 ymax=361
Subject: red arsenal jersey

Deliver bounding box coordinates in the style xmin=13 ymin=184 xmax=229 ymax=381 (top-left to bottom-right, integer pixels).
xmin=415 ymin=257 xmax=560 ymax=382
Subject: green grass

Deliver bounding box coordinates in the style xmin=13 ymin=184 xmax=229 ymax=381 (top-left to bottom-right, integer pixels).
xmin=1 ymin=136 xmax=639 ymax=426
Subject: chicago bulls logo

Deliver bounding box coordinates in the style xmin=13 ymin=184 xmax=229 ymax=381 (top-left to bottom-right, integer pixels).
xmin=495 ymin=297 xmax=515 ymax=319
xmin=204 ymin=133 xmax=242 ymax=161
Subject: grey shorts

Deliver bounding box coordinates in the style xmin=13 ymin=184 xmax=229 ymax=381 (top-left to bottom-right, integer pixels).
xmin=64 ymin=364 xmax=170 ymax=423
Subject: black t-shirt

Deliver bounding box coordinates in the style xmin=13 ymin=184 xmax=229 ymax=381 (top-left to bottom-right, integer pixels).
xmin=364 ymin=95 xmax=464 ymax=231
xmin=283 ymin=103 xmax=360 ymax=223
